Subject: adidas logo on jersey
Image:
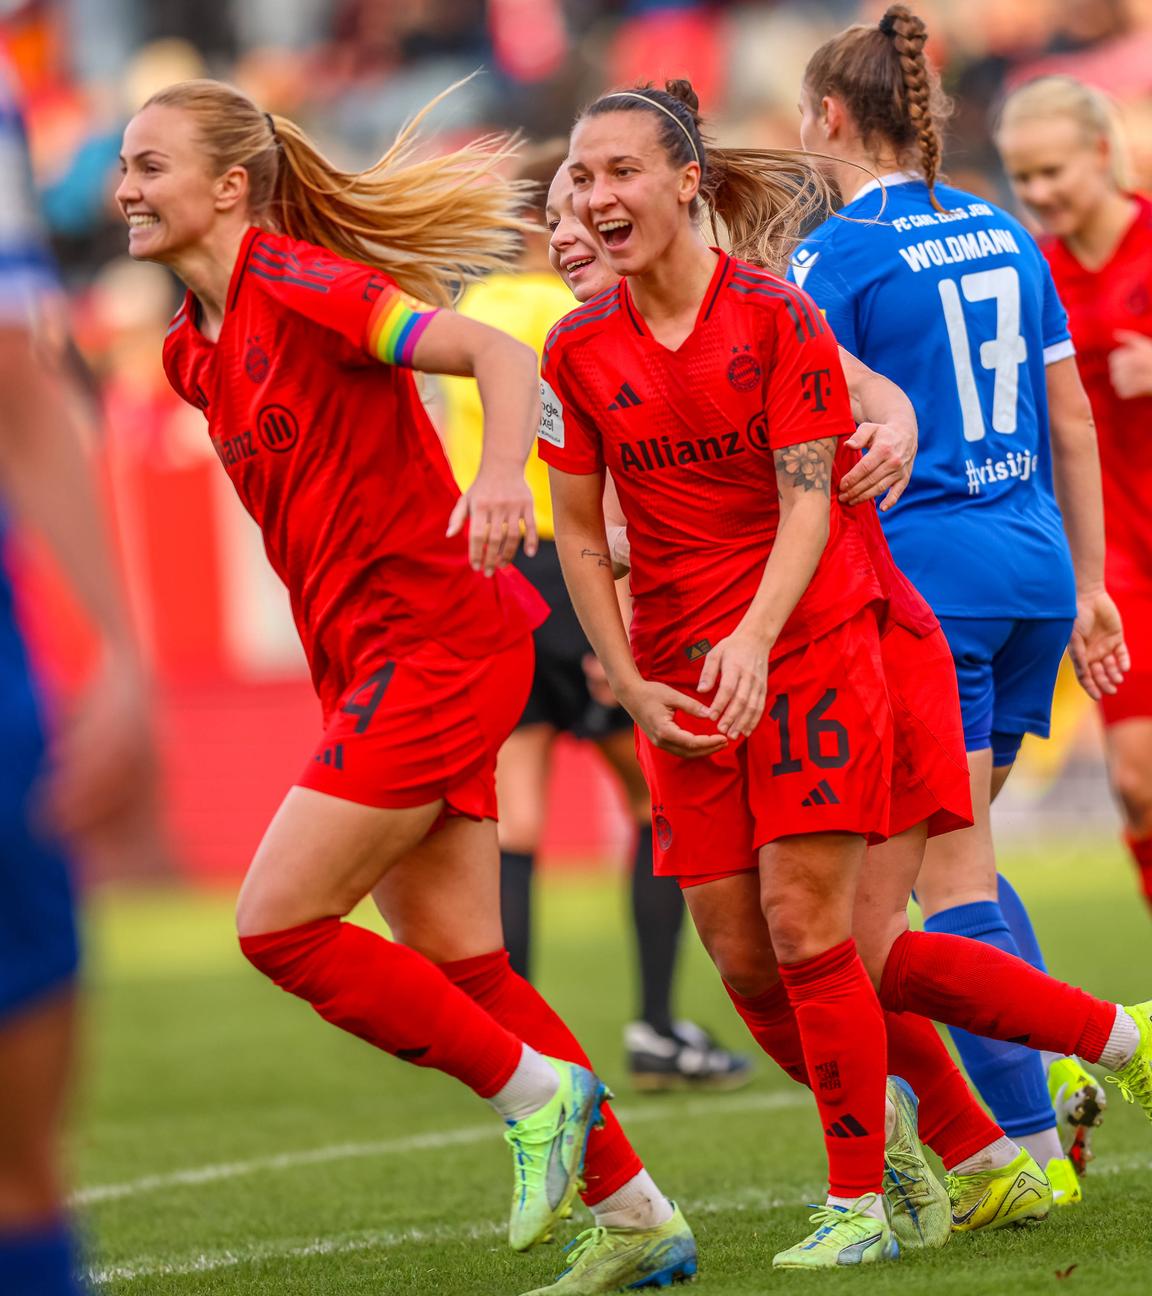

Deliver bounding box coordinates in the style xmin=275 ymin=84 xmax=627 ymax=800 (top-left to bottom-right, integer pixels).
xmin=790 ymin=248 xmax=820 ymax=290
xmin=802 ymin=780 xmax=840 ymax=807
xmin=608 ymin=382 xmax=643 ymax=410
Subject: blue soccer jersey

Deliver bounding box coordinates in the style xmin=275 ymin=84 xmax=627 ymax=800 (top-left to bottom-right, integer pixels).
xmin=790 ymin=174 xmax=1076 ymax=620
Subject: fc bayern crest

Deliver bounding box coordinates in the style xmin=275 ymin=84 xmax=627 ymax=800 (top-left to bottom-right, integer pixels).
xmin=654 ymin=812 xmax=674 ymax=851
xmin=727 ymin=349 xmax=761 ymax=392
xmin=245 ymin=338 xmax=270 ymax=383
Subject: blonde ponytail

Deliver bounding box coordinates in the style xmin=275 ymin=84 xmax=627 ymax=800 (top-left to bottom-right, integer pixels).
xmin=142 ymin=78 xmax=533 ymax=308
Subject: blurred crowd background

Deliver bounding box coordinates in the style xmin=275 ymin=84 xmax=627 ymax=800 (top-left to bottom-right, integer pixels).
xmin=2 ymin=0 xmax=1147 ymax=880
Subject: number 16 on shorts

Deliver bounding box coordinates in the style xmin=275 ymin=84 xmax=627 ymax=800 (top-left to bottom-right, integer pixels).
xmin=752 ymin=612 xmax=894 ymax=845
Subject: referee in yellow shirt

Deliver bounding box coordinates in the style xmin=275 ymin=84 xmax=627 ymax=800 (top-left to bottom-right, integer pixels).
xmin=440 ymin=144 xmax=749 ymax=1091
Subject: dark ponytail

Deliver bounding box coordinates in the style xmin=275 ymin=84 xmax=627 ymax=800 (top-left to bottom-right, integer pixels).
xmin=577 ymin=78 xmax=834 ymax=272
xmin=804 ymin=3 xmax=951 ymax=212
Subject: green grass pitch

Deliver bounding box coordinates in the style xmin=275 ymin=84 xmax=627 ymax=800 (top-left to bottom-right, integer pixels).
xmin=77 ymin=837 xmax=1152 ymax=1294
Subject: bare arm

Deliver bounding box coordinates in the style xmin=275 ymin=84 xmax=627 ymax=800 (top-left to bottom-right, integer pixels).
xmin=602 ymin=470 xmax=630 ymax=579
xmin=550 ymin=465 xmax=722 ymax=757
xmin=1046 ymin=355 xmax=1127 ymax=697
xmin=837 ymin=346 xmax=917 ymax=510
xmin=696 ymin=436 xmax=836 ymax=739
xmin=411 ymin=311 xmax=539 ymax=575
xmin=0 ymin=324 xmax=151 ymax=834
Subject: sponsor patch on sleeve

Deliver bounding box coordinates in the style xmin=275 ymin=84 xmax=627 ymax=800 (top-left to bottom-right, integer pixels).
xmin=538 ymin=378 xmax=565 ymax=449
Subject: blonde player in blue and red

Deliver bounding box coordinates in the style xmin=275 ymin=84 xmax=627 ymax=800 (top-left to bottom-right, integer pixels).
xmin=117 ymin=77 xmax=694 ymax=1280
xmin=998 ymin=77 xmax=1152 ymax=916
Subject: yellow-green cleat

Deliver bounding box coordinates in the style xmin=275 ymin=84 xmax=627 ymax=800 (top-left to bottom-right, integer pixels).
xmin=505 ymin=1059 xmax=609 ymax=1252
xmin=772 ymin=1194 xmax=899 ymax=1269
xmin=882 ymin=1077 xmax=951 ymax=1250
xmin=946 ymin=1149 xmax=1051 ymax=1232
xmin=519 ymin=1204 xmax=698 ymax=1293
xmin=1047 ymin=1055 xmax=1106 ymax=1176
xmin=1106 ymin=1001 xmax=1152 ymax=1120
xmin=1045 ymin=1157 xmax=1083 ymax=1206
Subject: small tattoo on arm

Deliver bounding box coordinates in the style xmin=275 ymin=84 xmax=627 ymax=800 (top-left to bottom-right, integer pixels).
xmin=581 ymin=548 xmax=611 ymax=568
xmin=774 ymin=437 xmax=837 ymax=496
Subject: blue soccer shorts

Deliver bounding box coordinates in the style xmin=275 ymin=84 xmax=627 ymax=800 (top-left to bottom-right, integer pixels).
xmin=936 ymin=615 xmax=1075 ymax=768
xmin=0 ymin=649 xmax=79 ymax=1022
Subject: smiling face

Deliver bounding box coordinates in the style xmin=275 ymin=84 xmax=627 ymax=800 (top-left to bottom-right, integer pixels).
xmin=998 ymin=115 xmax=1114 ymax=240
xmin=546 ymin=168 xmax=618 ymax=302
xmin=567 ymin=109 xmax=699 ymax=277
xmin=116 ymin=104 xmax=246 ymax=265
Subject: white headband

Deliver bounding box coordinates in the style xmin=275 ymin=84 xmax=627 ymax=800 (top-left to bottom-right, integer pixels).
xmin=599 ymin=92 xmax=701 ymax=167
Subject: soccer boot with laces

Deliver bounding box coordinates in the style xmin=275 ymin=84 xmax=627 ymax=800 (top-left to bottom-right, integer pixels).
xmin=1105 ymin=1001 xmax=1152 ymax=1121
xmin=505 ymin=1059 xmax=609 ymax=1252
xmin=1044 ymin=1156 xmax=1083 ymax=1206
xmin=772 ymin=1194 xmax=899 ymax=1269
xmin=1047 ymin=1054 xmax=1106 ymax=1175
xmin=519 ymin=1204 xmax=698 ymax=1293
xmin=946 ymin=1149 xmax=1051 ymax=1232
xmin=882 ymin=1076 xmax=951 ymax=1250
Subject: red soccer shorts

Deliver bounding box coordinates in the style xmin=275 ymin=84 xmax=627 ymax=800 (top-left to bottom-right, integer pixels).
xmin=883 ymin=621 xmax=973 ymax=838
xmin=297 ymin=635 xmax=534 ymax=818
xmin=1100 ymin=586 xmax=1152 ymax=726
xmin=637 ymin=605 xmax=893 ymax=883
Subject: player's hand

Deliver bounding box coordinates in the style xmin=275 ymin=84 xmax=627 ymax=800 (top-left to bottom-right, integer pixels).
xmin=447 ymin=462 xmax=539 ymax=577
xmin=1109 ymin=331 xmax=1152 ymax=401
xmin=697 ymin=631 xmax=769 ymax=740
xmin=606 ymin=523 xmax=631 ymax=578
xmin=619 ymin=678 xmax=725 ymax=759
xmin=582 ymin=653 xmax=618 ymax=707
xmin=1069 ymin=587 xmax=1129 ymax=700
xmin=839 ymin=422 xmax=915 ymax=511
xmin=39 ymin=649 xmax=155 ymax=838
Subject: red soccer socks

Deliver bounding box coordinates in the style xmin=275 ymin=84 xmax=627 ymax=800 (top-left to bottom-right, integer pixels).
xmin=778 ymin=939 xmax=887 ymax=1198
xmin=439 ymin=948 xmax=643 ymax=1204
xmin=880 ymin=929 xmax=1115 ymax=1064
xmin=725 ymin=973 xmax=1001 ymax=1171
xmin=239 ymin=918 xmax=522 ymax=1097
xmin=723 ymin=978 xmax=808 ymax=1084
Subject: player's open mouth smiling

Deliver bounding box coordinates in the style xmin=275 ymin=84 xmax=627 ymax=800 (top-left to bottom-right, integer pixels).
xmin=597 ymin=219 xmax=633 ymax=249
xmin=127 ymin=213 xmax=161 ymax=228
xmin=562 ymin=254 xmax=596 ymax=282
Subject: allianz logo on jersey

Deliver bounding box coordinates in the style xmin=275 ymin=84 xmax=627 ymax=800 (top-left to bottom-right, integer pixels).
xmin=965 ymin=449 xmax=1040 ymax=495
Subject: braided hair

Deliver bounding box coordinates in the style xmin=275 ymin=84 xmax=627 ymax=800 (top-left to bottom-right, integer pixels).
xmin=576 ymin=79 xmax=834 ymax=271
xmin=804 ymin=4 xmax=951 ymax=212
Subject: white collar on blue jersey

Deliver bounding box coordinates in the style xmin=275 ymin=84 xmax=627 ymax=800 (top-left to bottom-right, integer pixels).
xmin=848 ymin=170 xmax=923 ymax=203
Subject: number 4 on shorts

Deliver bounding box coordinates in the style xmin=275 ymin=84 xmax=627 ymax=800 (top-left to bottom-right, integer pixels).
xmin=341 ymin=663 xmax=396 ymax=733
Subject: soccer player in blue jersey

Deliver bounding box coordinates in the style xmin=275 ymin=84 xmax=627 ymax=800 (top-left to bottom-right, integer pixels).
xmin=0 ymin=60 xmax=153 ymax=1295
xmin=790 ymin=4 xmax=1127 ymax=1203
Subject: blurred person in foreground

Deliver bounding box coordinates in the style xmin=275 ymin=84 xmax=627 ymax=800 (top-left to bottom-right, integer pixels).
xmin=999 ymin=77 xmax=1152 ymax=920
xmin=440 ymin=141 xmax=750 ymax=1092
xmin=0 ymin=56 xmax=152 ymax=1296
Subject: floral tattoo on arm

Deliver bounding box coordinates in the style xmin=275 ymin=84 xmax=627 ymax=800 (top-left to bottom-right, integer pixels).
xmin=773 ymin=437 xmax=838 ymax=496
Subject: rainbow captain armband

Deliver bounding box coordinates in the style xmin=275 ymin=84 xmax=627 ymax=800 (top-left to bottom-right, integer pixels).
xmin=365 ymin=283 xmax=438 ymax=367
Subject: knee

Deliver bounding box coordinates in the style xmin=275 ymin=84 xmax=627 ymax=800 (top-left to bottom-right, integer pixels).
xmin=1111 ymin=755 xmax=1152 ymax=836
xmin=497 ymin=806 xmax=544 ymax=855
xmin=762 ymin=893 xmax=851 ymax=966
xmin=701 ymin=932 xmax=776 ymax=998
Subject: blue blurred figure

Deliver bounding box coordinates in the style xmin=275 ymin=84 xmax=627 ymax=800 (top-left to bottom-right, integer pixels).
xmin=0 ymin=54 xmax=152 ymax=1296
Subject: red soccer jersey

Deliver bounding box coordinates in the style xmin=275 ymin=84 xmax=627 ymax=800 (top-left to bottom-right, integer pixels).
xmin=539 ymin=252 xmax=882 ymax=687
xmin=164 ymin=227 xmax=545 ymax=716
xmin=1043 ymin=195 xmax=1152 ymax=596
xmin=834 ymin=443 xmax=939 ymax=638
